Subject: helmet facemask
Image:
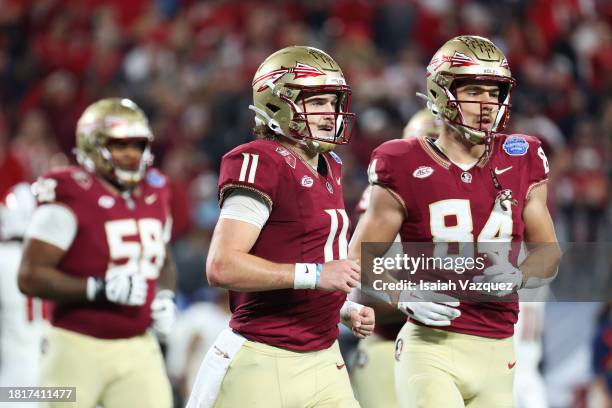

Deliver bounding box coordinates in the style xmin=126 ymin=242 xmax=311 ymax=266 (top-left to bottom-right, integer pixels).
xmin=99 ymin=137 xmax=153 ymax=187
xmin=424 ymin=35 xmax=515 ymax=144
xmin=284 ymin=85 xmax=355 ymax=150
xmin=75 ymin=98 xmax=154 ymax=189
xmin=442 ymin=75 xmax=514 ymax=143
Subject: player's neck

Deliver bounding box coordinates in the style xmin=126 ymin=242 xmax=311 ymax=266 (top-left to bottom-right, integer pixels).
xmin=280 ymin=140 xmax=318 ymax=170
xmin=436 ymin=129 xmax=484 ymax=164
xmin=98 ymin=173 xmax=140 ymax=197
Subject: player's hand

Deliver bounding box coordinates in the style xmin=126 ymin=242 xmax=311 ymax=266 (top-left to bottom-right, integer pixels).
xmin=316 ymin=260 xmax=360 ymax=293
xmin=397 ymin=290 xmax=461 ymax=327
xmin=151 ymin=290 xmax=177 ymax=341
xmin=473 ymin=252 xmax=523 ymax=297
xmin=473 ymin=264 xmax=523 ymax=297
xmin=104 ymin=268 xmax=148 ymax=305
xmin=350 ymin=306 xmax=375 ymax=339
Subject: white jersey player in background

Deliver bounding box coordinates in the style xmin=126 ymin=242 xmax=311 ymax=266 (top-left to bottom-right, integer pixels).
xmin=0 ymin=183 xmax=45 ymax=407
xmin=515 ymin=287 xmax=549 ymax=408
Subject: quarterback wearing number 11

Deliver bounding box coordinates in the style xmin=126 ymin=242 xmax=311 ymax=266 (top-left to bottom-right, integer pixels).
xmin=187 ymin=46 xmax=374 ymax=408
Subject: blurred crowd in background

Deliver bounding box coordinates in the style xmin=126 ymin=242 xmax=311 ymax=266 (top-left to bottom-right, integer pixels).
xmin=0 ymin=0 xmax=610 ymax=406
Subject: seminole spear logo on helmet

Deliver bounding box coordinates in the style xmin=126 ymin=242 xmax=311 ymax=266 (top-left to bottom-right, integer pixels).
xmin=252 ymin=63 xmax=325 ymax=92
xmin=249 ymin=46 xmax=356 ymax=151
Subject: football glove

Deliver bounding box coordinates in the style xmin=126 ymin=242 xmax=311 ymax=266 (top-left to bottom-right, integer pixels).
xmin=151 ymin=290 xmax=177 ymax=340
xmin=397 ymin=290 xmax=461 ymax=327
xmin=473 ymin=263 xmax=523 ymax=297
xmin=87 ymin=268 xmax=148 ymax=306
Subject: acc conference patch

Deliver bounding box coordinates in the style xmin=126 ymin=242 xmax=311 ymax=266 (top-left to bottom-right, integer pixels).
xmin=502 ymin=135 xmax=529 ymax=156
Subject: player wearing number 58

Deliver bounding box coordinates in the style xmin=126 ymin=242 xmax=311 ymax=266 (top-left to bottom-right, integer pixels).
xmin=187 ymin=46 xmax=374 ymax=408
xmin=18 ymin=98 xmax=175 ymax=408
xmin=348 ymin=35 xmax=562 ymax=407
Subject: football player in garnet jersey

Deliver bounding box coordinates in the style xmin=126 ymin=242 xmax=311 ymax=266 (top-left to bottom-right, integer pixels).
xmin=186 ymin=46 xmax=374 ymax=408
xmin=349 ymin=35 xmax=561 ymax=407
xmin=18 ymin=98 xmax=175 ymax=408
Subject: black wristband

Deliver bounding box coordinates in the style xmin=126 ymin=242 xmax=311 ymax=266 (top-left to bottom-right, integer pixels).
xmin=93 ymin=277 xmax=107 ymax=302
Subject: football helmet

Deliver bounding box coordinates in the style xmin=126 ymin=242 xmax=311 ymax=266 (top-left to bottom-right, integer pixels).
xmin=249 ymin=46 xmax=355 ymax=152
xmin=75 ymin=98 xmax=153 ymax=187
xmin=0 ymin=183 xmax=36 ymax=241
xmin=402 ymin=108 xmax=443 ymax=139
xmin=424 ymin=35 xmax=515 ymax=143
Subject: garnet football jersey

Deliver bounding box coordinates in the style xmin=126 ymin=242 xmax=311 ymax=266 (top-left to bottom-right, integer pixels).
xmin=218 ymin=139 xmax=348 ymax=351
xmin=34 ymin=166 xmax=171 ymax=339
xmin=368 ymin=134 xmax=549 ymax=338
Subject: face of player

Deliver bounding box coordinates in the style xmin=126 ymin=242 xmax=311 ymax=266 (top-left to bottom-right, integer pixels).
xmin=454 ymin=80 xmax=501 ymax=132
xmin=106 ymin=138 xmax=146 ymax=173
xmin=301 ymin=93 xmax=338 ymax=142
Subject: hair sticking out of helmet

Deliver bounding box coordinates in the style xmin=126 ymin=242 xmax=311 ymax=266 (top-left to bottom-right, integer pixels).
xmin=0 ymin=183 xmax=37 ymax=241
xmin=249 ymin=46 xmax=355 ymax=152
xmin=424 ymin=35 xmax=515 ymax=144
xmin=75 ymin=98 xmax=154 ymax=188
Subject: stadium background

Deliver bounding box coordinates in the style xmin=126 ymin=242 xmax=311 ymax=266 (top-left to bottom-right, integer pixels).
xmin=0 ymin=0 xmax=610 ymax=407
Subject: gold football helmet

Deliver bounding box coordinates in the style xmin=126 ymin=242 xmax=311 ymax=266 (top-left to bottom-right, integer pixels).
xmin=75 ymin=98 xmax=153 ymax=187
xmin=249 ymin=46 xmax=355 ymax=151
xmin=425 ymin=35 xmax=515 ymax=143
xmin=402 ymin=108 xmax=443 ymax=139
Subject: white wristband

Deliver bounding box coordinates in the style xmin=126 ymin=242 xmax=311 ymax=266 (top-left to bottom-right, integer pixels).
xmin=340 ymin=300 xmax=364 ymax=321
xmin=294 ymin=263 xmax=319 ymax=289
xmin=86 ymin=277 xmax=99 ymax=301
xmin=340 ymin=300 xmax=365 ymax=328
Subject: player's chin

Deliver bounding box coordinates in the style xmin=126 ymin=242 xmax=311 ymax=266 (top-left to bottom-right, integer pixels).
xmin=475 ymin=119 xmax=494 ymax=132
xmin=312 ymin=128 xmax=335 ymax=140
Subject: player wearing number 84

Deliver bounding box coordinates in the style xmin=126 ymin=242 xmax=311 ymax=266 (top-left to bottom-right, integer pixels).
xmin=348 ymin=35 xmax=561 ymax=407
xmin=18 ymin=98 xmax=175 ymax=408
xmin=187 ymin=46 xmax=374 ymax=408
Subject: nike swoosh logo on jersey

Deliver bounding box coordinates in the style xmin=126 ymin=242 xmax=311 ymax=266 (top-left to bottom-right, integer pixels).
xmin=507 ymin=361 xmax=516 ymax=369
xmin=494 ymin=166 xmax=513 ymax=175
xmin=336 ymin=363 xmax=345 ymax=370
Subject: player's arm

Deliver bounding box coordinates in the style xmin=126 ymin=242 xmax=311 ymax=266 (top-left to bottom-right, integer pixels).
xmin=18 ymin=203 xmax=87 ymax=301
xmin=19 ymin=203 xmax=147 ymax=306
xmin=348 ymin=185 xmax=405 ymax=263
xmin=207 ymin=191 xmax=359 ymax=293
xmin=348 ymin=185 xmax=405 ymax=304
xmin=157 ymin=244 xmax=177 ymax=292
xmin=207 ymin=218 xmax=293 ymax=291
xmin=18 ymin=238 xmax=87 ymax=302
xmin=349 ymin=205 xmax=406 ymax=325
xmin=349 ymin=185 xmax=461 ymax=326
xmin=520 ymin=183 xmax=562 ymax=286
